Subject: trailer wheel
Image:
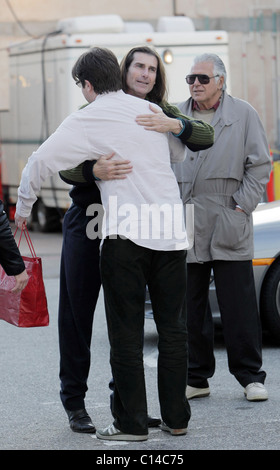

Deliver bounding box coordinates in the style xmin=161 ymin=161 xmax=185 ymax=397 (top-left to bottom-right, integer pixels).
xmin=33 ymin=199 xmax=62 ymax=232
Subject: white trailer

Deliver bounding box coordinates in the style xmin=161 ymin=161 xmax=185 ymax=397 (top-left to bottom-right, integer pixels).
xmin=0 ymin=15 xmax=229 ymax=230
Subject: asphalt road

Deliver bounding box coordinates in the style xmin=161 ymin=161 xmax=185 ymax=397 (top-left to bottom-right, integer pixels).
xmin=0 ymin=228 xmax=280 ymax=453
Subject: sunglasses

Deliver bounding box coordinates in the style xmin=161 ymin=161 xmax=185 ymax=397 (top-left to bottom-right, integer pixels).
xmin=185 ymin=74 xmax=219 ymax=85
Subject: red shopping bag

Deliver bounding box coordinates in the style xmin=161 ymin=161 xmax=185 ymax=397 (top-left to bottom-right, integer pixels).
xmin=0 ymin=229 xmax=49 ymax=327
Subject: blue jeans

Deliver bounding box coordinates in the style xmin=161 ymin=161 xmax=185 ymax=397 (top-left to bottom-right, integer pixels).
xmin=100 ymin=237 xmax=190 ymax=435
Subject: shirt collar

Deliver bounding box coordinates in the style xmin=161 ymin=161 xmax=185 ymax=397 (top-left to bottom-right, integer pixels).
xmin=192 ymin=98 xmax=221 ymax=111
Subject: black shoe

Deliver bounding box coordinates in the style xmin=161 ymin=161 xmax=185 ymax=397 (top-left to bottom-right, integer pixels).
xmin=147 ymin=415 xmax=161 ymax=427
xmin=66 ymin=408 xmax=96 ymax=433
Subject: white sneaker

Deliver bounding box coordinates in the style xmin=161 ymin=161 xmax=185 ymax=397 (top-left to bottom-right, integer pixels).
xmin=244 ymin=383 xmax=268 ymax=401
xmin=186 ymin=385 xmax=210 ymax=400
xmin=96 ymin=423 xmax=148 ymax=441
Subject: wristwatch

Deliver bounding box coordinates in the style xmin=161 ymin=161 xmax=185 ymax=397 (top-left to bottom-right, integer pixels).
xmin=173 ymin=118 xmax=185 ymax=136
xmin=178 ymin=120 xmax=184 ymax=131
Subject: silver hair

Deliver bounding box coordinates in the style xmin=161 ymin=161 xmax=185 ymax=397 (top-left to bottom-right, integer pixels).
xmin=192 ymin=53 xmax=227 ymax=90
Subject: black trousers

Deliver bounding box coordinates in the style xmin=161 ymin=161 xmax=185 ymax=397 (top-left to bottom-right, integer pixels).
xmin=186 ymin=260 xmax=266 ymax=388
xmin=100 ymin=237 xmax=191 ymax=435
xmin=59 ymin=204 xmax=101 ymax=410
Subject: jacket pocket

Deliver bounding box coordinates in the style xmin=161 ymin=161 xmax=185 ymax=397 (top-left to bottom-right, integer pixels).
xmin=210 ymin=207 xmax=250 ymax=255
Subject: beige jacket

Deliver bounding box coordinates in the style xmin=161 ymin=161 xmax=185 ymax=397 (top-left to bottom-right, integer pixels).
xmin=172 ymin=91 xmax=272 ymax=262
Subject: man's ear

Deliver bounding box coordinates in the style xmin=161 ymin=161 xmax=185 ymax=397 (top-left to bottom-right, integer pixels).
xmin=218 ymin=76 xmax=224 ymax=90
xmin=83 ymin=79 xmax=98 ymax=102
xmin=84 ymin=79 xmax=92 ymax=90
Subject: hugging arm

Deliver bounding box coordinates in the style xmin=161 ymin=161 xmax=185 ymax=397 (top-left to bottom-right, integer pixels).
xmin=136 ymin=102 xmax=215 ymax=152
xmin=59 ymin=153 xmax=133 ymax=186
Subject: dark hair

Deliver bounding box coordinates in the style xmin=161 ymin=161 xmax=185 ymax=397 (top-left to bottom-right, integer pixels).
xmin=72 ymin=47 xmax=122 ymax=94
xmin=120 ymin=46 xmax=168 ymax=104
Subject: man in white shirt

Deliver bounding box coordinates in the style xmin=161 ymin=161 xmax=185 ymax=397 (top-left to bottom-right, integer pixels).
xmin=15 ymin=47 xmax=190 ymax=441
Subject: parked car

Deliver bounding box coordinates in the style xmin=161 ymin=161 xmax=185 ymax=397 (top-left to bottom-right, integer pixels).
xmin=146 ymin=201 xmax=280 ymax=344
xmin=209 ymin=200 xmax=280 ymax=343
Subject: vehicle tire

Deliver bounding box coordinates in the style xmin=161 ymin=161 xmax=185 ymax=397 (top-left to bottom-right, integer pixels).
xmin=32 ymin=199 xmax=62 ymax=232
xmin=260 ymin=258 xmax=280 ymax=344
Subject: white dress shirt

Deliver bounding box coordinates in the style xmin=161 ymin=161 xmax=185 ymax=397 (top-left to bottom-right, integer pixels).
xmin=17 ymin=90 xmax=188 ymax=251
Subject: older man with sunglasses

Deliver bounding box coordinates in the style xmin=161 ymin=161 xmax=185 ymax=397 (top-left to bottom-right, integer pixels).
xmin=171 ymin=53 xmax=271 ymax=402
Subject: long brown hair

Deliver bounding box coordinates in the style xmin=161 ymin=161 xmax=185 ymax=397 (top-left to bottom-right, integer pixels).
xmin=120 ymin=46 xmax=168 ymax=104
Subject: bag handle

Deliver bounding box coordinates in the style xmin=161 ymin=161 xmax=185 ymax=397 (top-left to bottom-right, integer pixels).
xmin=14 ymin=227 xmax=37 ymax=258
